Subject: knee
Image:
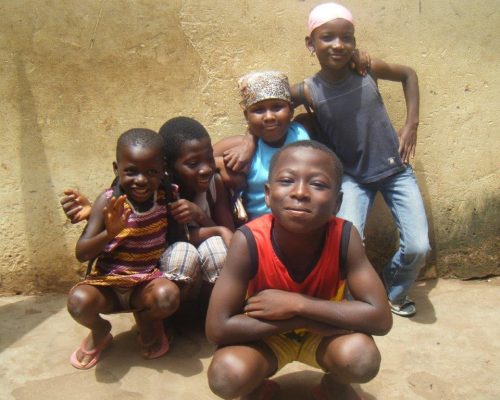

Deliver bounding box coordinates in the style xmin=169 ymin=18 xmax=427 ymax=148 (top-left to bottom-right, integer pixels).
xmin=67 ymin=288 xmax=93 ymax=319
xmin=328 ymin=334 xmax=381 ymax=383
xmin=154 ymin=283 xmax=180 ymax=315
xmin=207 ymin=353 xmax=250 ymax=399
xmin=404 ymin=239 xmax=431 ymax=267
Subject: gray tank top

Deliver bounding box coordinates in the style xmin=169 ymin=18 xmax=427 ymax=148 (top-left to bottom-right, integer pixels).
xmin=305 ymin=71 xmax=404 ymax=183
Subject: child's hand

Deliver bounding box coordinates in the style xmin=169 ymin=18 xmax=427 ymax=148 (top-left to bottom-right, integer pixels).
xmin=398 ymin=123 xmax=418 ymax=164
xmin=168 ymin=199 xmax=204 ymax=225
xmin=60 ymin=188 xmax=92 ymax=224
xmin=350 ymin=49 xmax=371 ymax=76
xmin=223 ymin=140 xmax=252 ymax=173
xmin=102 ymin=195 xmax=131 ymax=238
xmin=244 ymin=289 xmax=299 ymax=320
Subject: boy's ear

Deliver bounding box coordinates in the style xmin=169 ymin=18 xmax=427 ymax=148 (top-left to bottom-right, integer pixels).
xmin=113 ymin=161 xmax=118 ymax=176
xmin=333 ymin=191 xmax=343 ymax=215
xmin=305 ymin=36 xmax=314 ymax=53
xmin=243 ymin=109 xmax=249 ymax=121
xmin=264 ymin=183 xmax=271 ymax=208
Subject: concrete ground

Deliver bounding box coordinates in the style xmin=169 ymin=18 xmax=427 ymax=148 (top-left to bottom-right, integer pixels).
xmin=1 ymin=277 xmax=499 ymax=400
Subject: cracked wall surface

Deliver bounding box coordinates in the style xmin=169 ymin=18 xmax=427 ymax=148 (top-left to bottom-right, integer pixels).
xmin=1 ymin=0 xmax=498 ymax=294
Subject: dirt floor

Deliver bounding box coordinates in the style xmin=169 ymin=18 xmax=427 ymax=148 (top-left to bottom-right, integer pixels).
xmin=1 ymin=277 xmax=499 ymax=400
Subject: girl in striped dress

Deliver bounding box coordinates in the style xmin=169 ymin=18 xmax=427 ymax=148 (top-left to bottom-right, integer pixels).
xmin=68 ymin=128 xmax=178 ymax=369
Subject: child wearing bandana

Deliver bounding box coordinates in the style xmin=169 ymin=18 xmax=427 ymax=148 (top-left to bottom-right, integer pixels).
xmin=215 ymin=71 xmax=310 ymax=221
xmin=294 ymin=2 xmax=430 ymax=318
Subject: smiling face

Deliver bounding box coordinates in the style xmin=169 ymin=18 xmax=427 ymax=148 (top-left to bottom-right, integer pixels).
xmin=307 ymin=18 xmax=356 ymax=79
xmin=113 ymin=144 xmax=164 ymax=204
xmin=172 ymin=137 xmax=215 ymax=196
xmin=244 ymin=99 xmax=293 ymax=146
xmin=265 ymin=146 xmax=341 ymax=234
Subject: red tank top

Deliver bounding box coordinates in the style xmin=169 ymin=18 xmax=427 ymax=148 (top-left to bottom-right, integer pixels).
xmin=244 ymin=214 xmax=346 ymax=301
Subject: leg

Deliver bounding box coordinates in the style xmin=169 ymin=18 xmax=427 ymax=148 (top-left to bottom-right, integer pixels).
xmin=198 ymin=236 xmax=228 ymax=284
xmin=379 ymin=166 xmax=431 ymax=309
xmin=315 ymin=333 xmax=381 ymax=400
xmin=337 ymin=174 xmax=376 ymax=240
xmin=208 ymin=342 xmax=278 ymax=400
xmin=131 ymin=278 xmax=180 ymax=358
xmin=160 ymin=241 xmax=201 ymax=299
xmin=67 ymin=284 xmax=117 ymax=367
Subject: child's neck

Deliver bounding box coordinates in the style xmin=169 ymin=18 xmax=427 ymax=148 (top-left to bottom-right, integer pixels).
xmin=262 ymin=132 xmax=288 ymax=148
xmin=126 ymin=192 xmax=156 ymax=213
xmin=271 ymin=221 xmax=327 ymax=282
xmin=319 ymin=65 xmax=351 ymax=83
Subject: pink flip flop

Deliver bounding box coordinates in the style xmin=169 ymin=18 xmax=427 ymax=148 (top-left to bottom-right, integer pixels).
xmin=138 ymin=323 xmax=170 ymax=360
xmin=70 ymin=332 xmax=113 ymax=370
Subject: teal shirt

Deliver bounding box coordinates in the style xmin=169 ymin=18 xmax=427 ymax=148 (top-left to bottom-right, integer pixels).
xmin=245 ymin=122 xmax=310 ymax=220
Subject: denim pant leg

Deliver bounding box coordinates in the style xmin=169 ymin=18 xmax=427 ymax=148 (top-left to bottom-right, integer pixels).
xmin=337 ymin=174 xmax=376 ymax=240
xmin=379 ymin=166 xmax=431 ymax=303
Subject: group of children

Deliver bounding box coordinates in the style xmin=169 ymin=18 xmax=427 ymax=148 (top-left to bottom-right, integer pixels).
xmin=61 ymin=3 xmax=429 ymax=399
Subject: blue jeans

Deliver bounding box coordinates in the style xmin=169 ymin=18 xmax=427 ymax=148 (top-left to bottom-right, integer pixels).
xmin=338 ymin=166 xmax=431 ymax=304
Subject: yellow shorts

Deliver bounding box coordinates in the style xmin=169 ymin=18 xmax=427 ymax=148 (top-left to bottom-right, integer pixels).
xmin=263 ymin=331 xmax=325 ymax=371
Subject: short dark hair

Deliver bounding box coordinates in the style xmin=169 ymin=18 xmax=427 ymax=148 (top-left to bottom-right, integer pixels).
xmin=269 ymin=140 xmax=343 ymax=191
xmin=116 ymin=128 xmax=163 ymax=161
xmin=159 ymin=116 xmax=211 ymax=169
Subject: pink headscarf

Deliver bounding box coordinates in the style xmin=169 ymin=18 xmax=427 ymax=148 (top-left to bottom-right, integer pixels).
xmin=307 ymin=2 xmax=354 ymax=36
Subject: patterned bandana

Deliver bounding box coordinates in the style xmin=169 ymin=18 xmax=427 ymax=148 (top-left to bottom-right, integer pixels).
xmin=308 ymin=2 xmax=354 ymax=35
xmin=238 ymin=71 xmax=292 ymax=109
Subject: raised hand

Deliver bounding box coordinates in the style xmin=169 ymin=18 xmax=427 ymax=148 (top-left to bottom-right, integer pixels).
xmin=102 ymin=195 xmax=131 ymax=238
xmin=60 ymin=188 xmax=92 ymax=224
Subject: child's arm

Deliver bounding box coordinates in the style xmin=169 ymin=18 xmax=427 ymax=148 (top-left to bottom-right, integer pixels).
xmin=370 ymin=58 xmax=420 ymax=164
xmin=213 ymin=132 xmax=257 ymax=173
xmin=206 ymin=230 xmax=327 ymax=345
xmin=211 ymin=173 xmax=236 ymax=232
xmin=244 ymin=226 xmax=392 ymax=336
xmin=75 ymin=193 xmax=131 ymax=262
xmin=350 ymin=49 xmax=372 ymax=76
xmin=188 ymin=226 xmax=233 ymax=248
xmin=60 ymin=188 xmax=92 ymax=224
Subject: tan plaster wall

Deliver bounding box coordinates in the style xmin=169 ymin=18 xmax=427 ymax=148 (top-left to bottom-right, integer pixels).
xmin=1 ymin=0 xmax=498 ymax=294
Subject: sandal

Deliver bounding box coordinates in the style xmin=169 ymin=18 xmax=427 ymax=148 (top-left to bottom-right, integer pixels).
xmin=70 ymin=332 xmax=113 ymax=370
xmin=138 ymin=322 xmax=170 ymax=359
xmin=389 ymin=296 xmax=416 ymax=317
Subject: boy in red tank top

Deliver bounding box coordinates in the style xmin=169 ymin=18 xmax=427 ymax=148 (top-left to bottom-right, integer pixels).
xmin=206 ymin=140 xmax=392 ymax=400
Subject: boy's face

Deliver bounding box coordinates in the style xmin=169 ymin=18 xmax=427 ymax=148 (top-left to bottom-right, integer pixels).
xmin=307 ymin=18 xmax=356 ymax=72
xmin=113 ymin=145 xmax=164 ymax=203
xmin=244 ymin=99 xmax=293 ymax=145
xmin=265 ymin=147 xmax=341 ymax=234
xmin=172 ymin=137 xmax=215 ymax=195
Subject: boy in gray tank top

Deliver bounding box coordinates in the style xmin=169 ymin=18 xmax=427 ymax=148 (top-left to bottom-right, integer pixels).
xmin=293 ymin=2 xmax=430 ymax=318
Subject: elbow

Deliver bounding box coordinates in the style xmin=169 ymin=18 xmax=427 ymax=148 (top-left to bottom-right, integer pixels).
xmin=75 ymin=248 xmax=90 ymax=263
xmin=374 ymin=312 xmax=393 ymax=336
xmin=205 ymin=326 xmax=226 ymax=346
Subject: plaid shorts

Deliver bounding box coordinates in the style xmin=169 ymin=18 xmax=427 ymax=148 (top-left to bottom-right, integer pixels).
xmin=159 ymin=236 xmax=227 ymax=284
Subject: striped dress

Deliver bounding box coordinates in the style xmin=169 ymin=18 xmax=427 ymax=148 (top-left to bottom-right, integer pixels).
xmin=82 ymin=189 xmax=168 ymax=288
